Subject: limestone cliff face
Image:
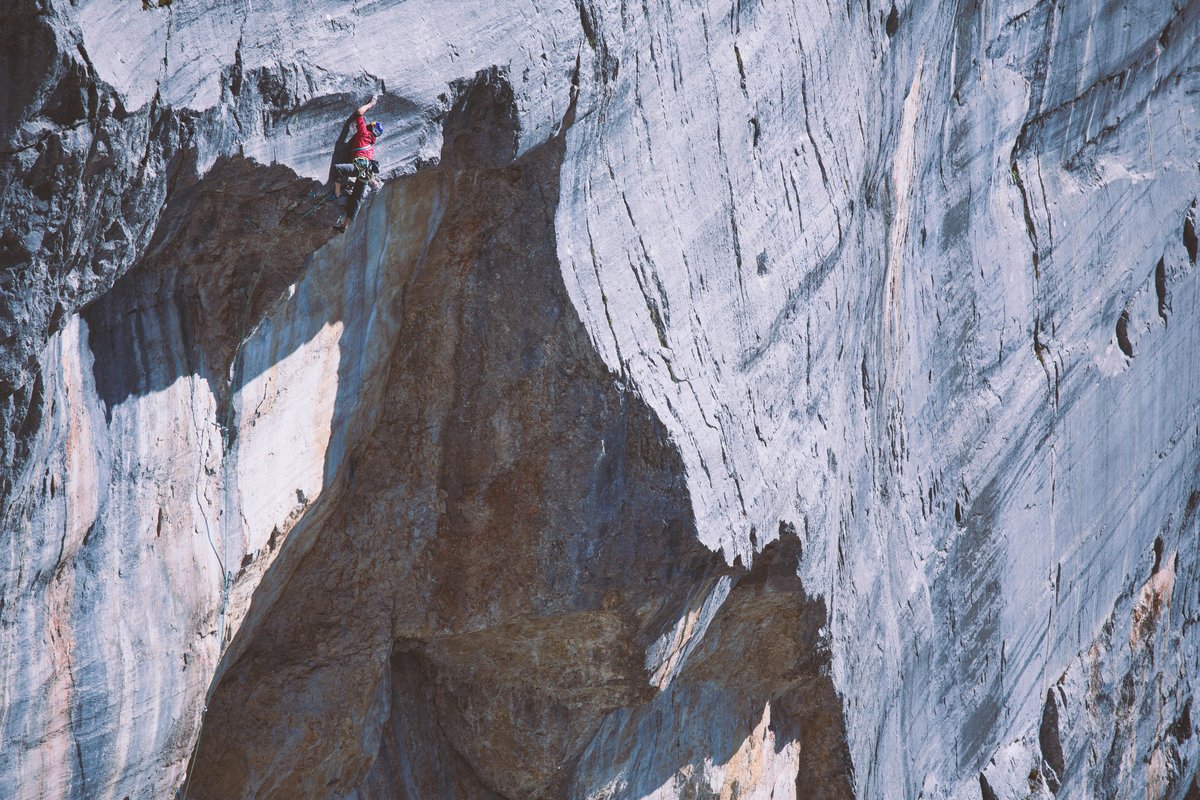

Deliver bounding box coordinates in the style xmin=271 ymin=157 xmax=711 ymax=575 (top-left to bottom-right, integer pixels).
xmin=2 ymin=0 xmax=1200 ymax=798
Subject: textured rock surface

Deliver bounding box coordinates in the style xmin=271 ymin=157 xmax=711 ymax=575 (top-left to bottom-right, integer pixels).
xmin=2 ymin=0 xmax=1200 ymax=798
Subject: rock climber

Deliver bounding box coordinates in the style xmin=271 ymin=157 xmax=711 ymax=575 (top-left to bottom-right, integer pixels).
xmin=331 ymin=96 xmax=384 ymax=232
xmin=333 ymin=96 xmax=383 ymax=200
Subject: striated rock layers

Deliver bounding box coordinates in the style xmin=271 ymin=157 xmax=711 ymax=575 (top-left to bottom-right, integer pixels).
xmin=2 ymin=0 xmax=1200 ymax=798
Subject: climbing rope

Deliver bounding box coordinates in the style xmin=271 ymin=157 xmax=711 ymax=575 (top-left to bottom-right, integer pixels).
xmin=175 ymin=184 xmax=343 ymax=796
xmin=178 ymin=358 xmax=229 ymax=800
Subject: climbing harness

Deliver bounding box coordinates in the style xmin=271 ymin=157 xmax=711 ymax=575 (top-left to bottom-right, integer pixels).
xmin=350 ymin=156 xmax=381 ymax=187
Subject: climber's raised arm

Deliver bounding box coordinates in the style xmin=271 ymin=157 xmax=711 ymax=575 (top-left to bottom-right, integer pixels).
xmin=355 ymin=96 xmax=378 ymax=118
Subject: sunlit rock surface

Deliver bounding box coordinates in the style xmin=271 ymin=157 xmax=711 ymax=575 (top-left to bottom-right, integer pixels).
xmin=2 ymin=0 xmax=1199 ymax=798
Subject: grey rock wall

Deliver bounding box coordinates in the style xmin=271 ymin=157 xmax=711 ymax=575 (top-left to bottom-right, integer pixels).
xmin=2 ymin=0 xmax=1199 ymax=798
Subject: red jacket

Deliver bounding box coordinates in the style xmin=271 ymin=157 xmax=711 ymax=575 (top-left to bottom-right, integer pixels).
xmin=349 ymin=114 xmax=376 ymax=160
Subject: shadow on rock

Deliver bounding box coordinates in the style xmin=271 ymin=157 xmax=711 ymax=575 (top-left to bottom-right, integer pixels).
xmin=83 ymin=156 xmax=343 ymax=438
xmin=183 ymin=68 xmax=854 ymax=800
xmin=564 ymin=534 xmax=854 ymax=800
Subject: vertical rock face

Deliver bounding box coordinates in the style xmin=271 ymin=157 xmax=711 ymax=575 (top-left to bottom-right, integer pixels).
xmin=2 ymin=1 xmax=1200 ymax=799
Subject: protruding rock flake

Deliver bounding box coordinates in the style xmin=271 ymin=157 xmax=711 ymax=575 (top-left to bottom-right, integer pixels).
xmin=2 ymin=1 xmax=1200 ymax=799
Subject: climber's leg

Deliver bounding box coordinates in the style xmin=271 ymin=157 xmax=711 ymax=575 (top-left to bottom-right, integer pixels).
xmin=332 ymin=163 xmax=357 ymax=198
